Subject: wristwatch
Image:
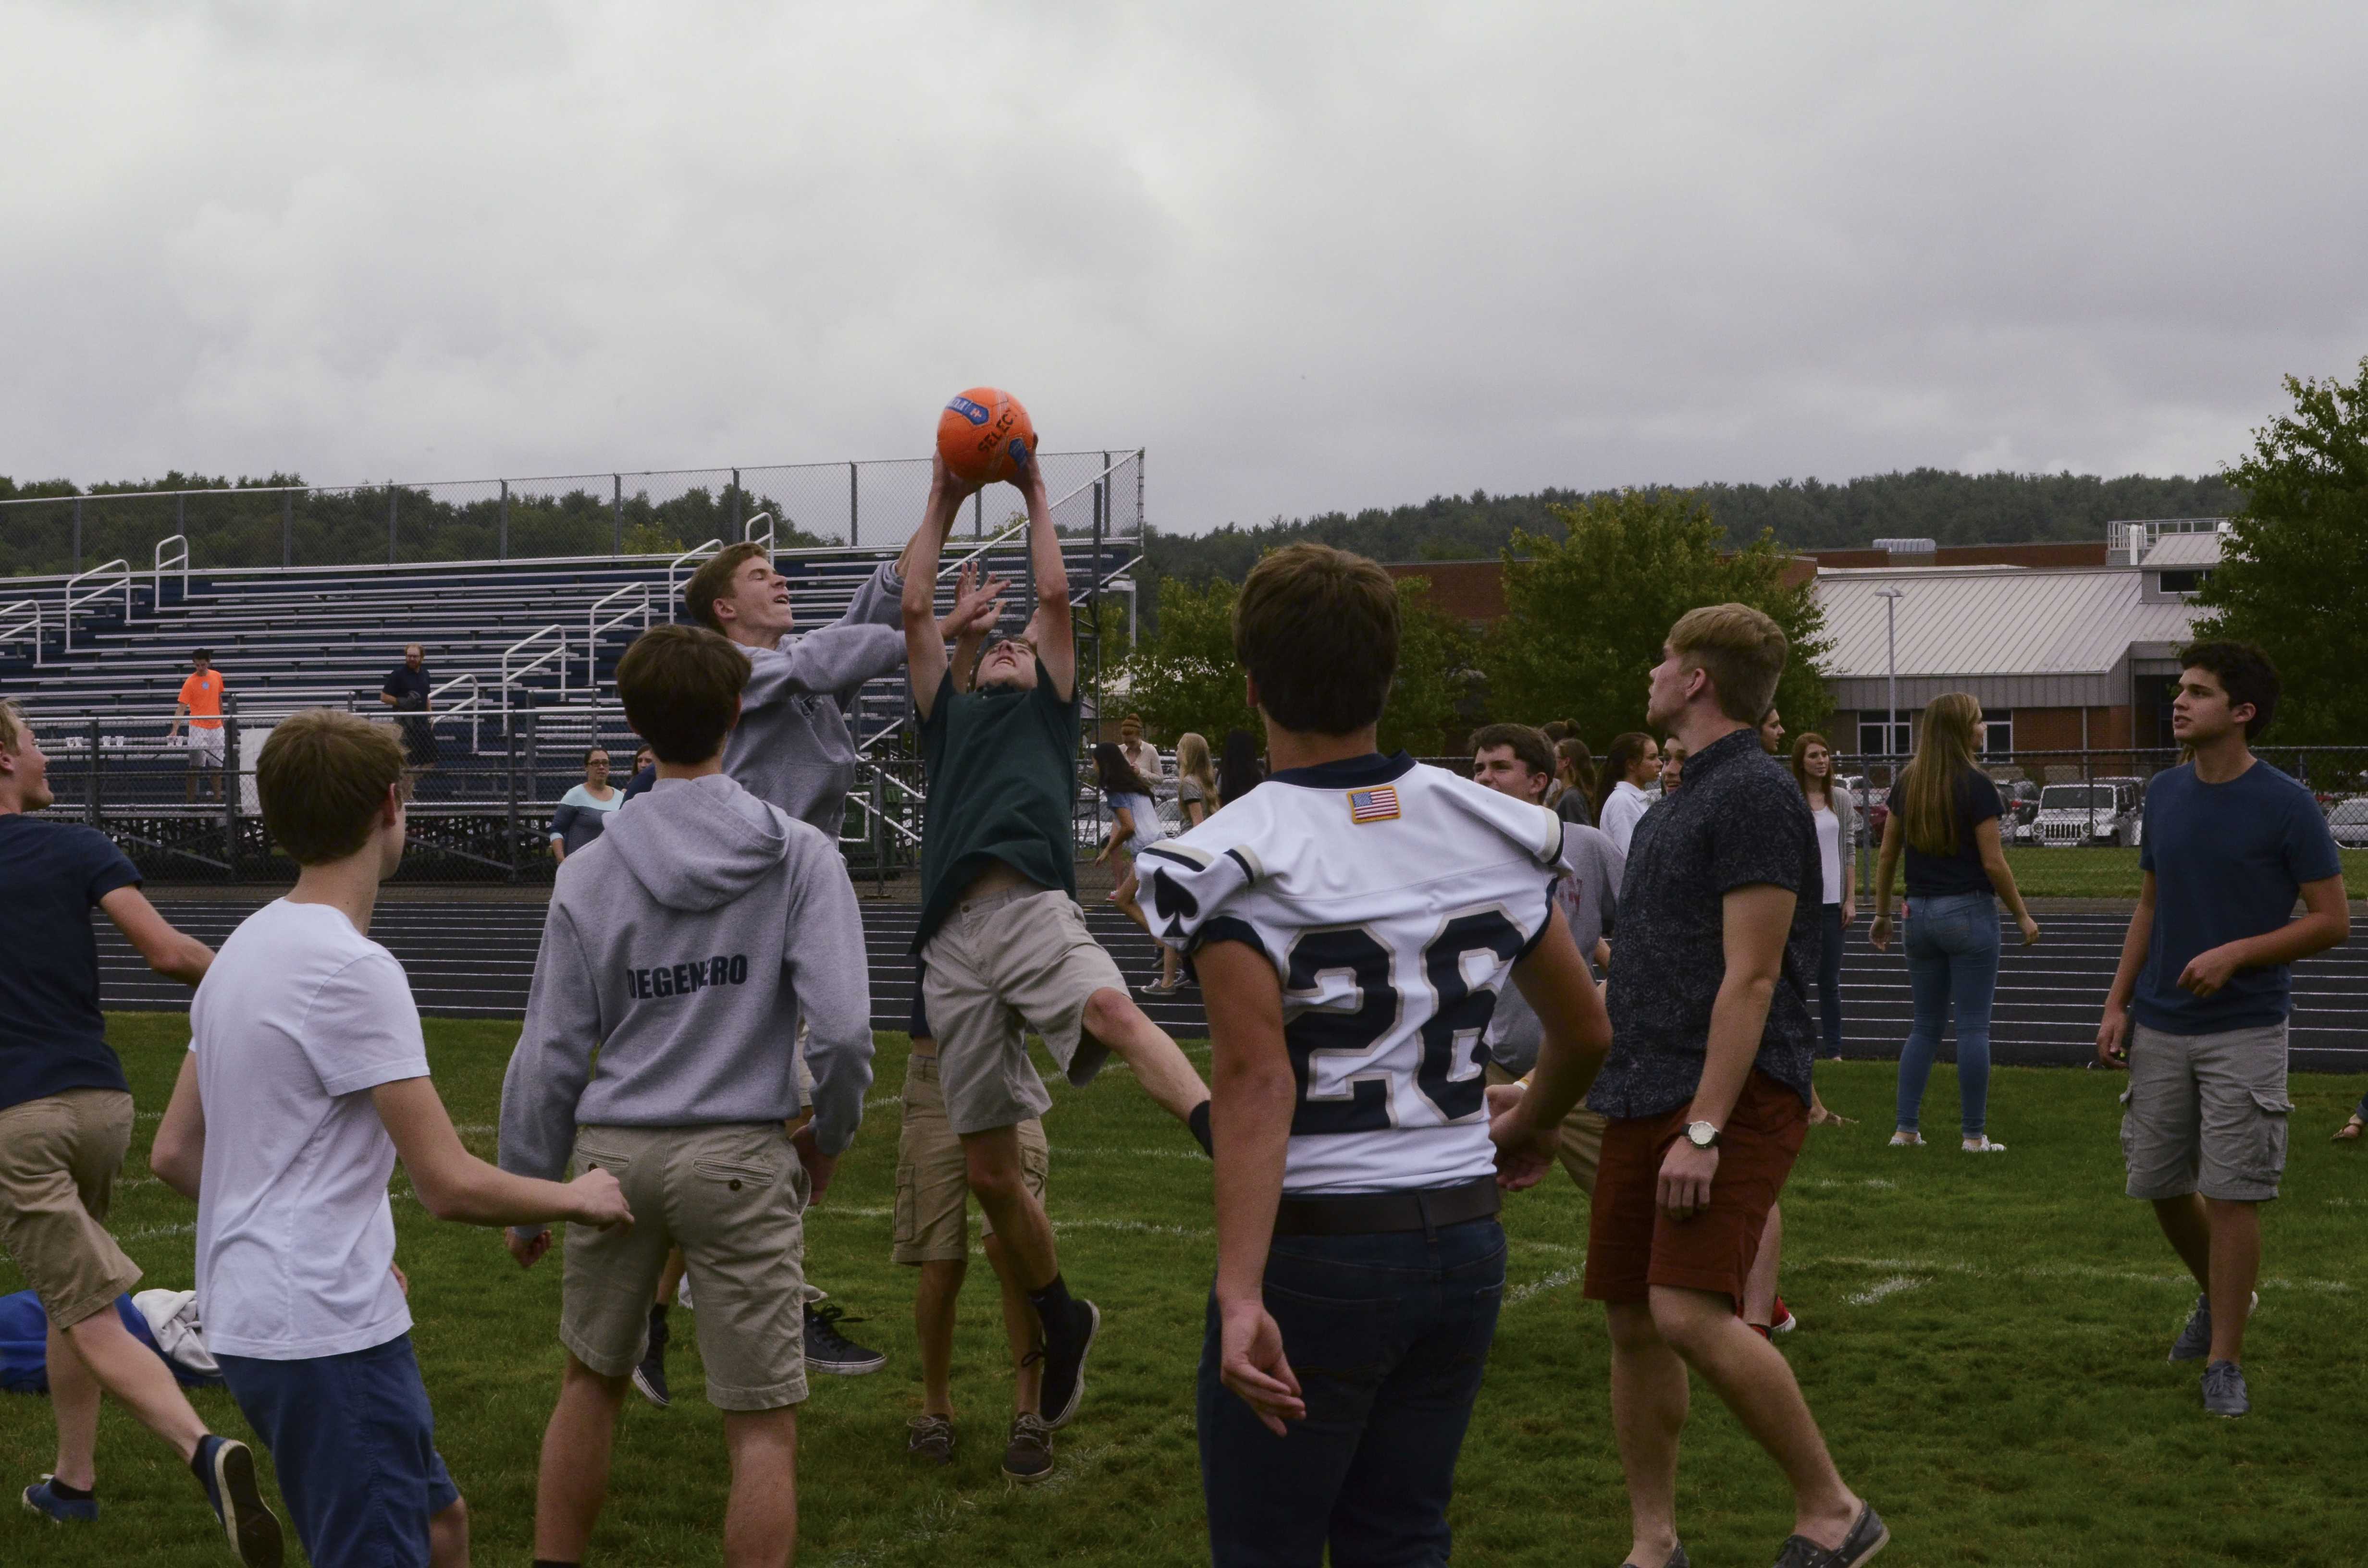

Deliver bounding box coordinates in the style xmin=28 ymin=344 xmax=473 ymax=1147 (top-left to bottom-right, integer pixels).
xmin=1683 ymin=1120 xmax=1721 ymax=1150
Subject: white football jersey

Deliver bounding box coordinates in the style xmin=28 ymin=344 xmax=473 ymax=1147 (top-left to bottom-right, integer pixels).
xmin=1141 ymin=755 xmax=1565 ymax=1195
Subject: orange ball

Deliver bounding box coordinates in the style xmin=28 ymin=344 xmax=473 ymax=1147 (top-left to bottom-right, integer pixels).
xmin=937 ymin=388 xmax=1036 ymax=484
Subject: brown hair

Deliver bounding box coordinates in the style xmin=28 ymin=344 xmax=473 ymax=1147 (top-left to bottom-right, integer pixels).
xmin=683 ymin=542 xmax=772 ymax=632
xmin=257 ymin=709 xmax=410 ymax=865
xmin=1234 ymin=543 xmax=1399 ymax=735
xmin=1893 ymin=694 xmax=1982 ymax=856
xmin=1470 ymin=722 xmax=1555 ymax=783
xmin=1668 ymin=603 xmax=1788 ymax=723
xmin=2177 ymin=639 xmax=2280 ymax=739
xmin=1541 ymin=719 xmax=1577 ymax=743
xmin=1788 ymin=731 xmax=1833 ymax=799
xmin=617 ymin=625 xmax=750 ymax=763
xmin=1595 ymin=732 xmax=1651 ymax=819
xmin=1555 ymin=736 xmax=1594 ymax=796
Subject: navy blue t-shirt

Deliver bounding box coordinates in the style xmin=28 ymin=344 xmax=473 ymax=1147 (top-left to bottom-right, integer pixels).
xmin=2133 ymin=760 xmax=2343 ymax=1035
xmin=0 ymin=816 xmax=142 ymax=1113
xmin=1903 ymin=769 xmax=2002 ymax=897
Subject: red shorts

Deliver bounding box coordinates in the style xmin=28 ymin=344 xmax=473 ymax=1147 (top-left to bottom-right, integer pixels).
xmin=1581 ymin=1069 xmax=1809 ymax=1306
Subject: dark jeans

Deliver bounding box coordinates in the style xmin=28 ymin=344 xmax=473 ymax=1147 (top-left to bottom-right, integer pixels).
xmin=1897 ymin=891 xmax=2003 ymax=1138
xmin=1199 ymin=1218 xmax=1506 ymax=1568
xmin=1817 ymin=902 xmax=1846 ymax=1056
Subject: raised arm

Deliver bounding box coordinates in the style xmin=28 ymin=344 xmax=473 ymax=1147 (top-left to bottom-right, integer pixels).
xmin=903 ymin=458 xmax=980 ymax=722
xmin=1017 ymin=460 xmax=1075 ymax=702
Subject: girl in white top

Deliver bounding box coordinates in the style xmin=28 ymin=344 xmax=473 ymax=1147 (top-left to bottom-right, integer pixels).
xmin=1593 ymin=731 xmax=1664 ymax=856
xmin=1155 ymin=734 xmax=1220 ymax=991
xmin=1790 ymin=732 xmax=1860 ymax=1061
xmin=1093 ymin=741 xmax=1167 ymax=961
xmin=549 ymin=748 xmax=623 ymax=861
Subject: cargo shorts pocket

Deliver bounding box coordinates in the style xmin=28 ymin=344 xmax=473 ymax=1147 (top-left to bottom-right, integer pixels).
xmin=892 ymin=1163 xmax=921 ymax=1250
xmin=2240 ymin=1090 xmax=2294 ymax=1185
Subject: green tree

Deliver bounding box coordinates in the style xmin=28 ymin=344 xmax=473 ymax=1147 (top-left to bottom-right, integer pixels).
xmin=2192 ymin=358 xmax=2368 ymax=744
xmin=1378 ymin=576 xmax=1479 ymax=756
xmin=1479 ymin=490 xmax=1832 ymax=747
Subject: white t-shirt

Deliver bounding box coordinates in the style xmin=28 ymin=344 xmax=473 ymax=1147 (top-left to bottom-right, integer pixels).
xmin=192 ymin=899 xmax=430 ymax=1360
xmin=1108 ymin=790 xmax=1168 ymax=853
xmin=1598 ymin=779 xmax=1654 ymax=856
xmin=1814 ymin=806 xmax=1843 ymax=906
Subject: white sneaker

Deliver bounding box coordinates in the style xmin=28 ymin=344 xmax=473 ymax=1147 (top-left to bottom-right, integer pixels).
xmin=1961 ymin=1136 xmax=2008 ymax=1153
xmin=1888 ymin=1130 xmax=1925 ymax=1147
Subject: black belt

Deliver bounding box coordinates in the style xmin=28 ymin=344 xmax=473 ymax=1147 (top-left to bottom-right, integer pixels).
xmin=1272 ymin=1176 xmax=1500 ymax=1237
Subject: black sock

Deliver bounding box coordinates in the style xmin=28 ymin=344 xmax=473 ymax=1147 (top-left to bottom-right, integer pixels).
xmin=649 ymin=1301 xmax=668 ymax=1325
xmin=187 ymin=1440 xmax=213 ymax=1485
xmin=1026 ymin=1274 xmax=1075 ymax=1330
xmin=1187 ymin=1100 xmax=1214 ymax=1157
xmin=48 ymin=1478 xmax=94 ymax=1501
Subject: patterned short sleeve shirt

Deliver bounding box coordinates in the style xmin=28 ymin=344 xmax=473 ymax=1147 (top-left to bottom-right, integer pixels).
xmin=1587 ymin=726 xmax=1821 ymax=1120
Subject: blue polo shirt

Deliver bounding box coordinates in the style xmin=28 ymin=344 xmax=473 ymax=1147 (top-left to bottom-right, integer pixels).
xmin=0 ymin=816 xmax=143 ymax=1112
xmin=2132 ymin=760 xmax=2343 ymax=1035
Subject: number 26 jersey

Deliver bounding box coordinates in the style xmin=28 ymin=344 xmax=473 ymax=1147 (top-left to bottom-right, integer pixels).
xmin=1140 ymin=752 xmax=1566 ymax=1196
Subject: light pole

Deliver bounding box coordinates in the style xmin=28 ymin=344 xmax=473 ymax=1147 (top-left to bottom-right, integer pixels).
xmin=1875 ymin=587 xmax=1904 ymax=769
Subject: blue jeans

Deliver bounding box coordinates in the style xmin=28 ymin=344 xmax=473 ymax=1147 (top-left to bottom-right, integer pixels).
xmin=1896 ymin=891 xmax=2002 ymax=1138
xmin=1198 ymin=1218 xmax=1506 ymax=1567
xmin=1817 ymin=902 xmax=1846 ymax=1056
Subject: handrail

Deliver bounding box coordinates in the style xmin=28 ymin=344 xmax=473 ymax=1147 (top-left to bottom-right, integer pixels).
xmin=500 ymin=625 xmax=569 ymax=716
xmin=666 ymin=538 xmax=724 ymax=618
xmin=153 ymin=534 xmax=189 ymax=606
xmin=426 ymin=671 xmax=484 ymax=754
xmin=0 ymin=598 xmax=42 ymax=665
xmin=586 ymin=583 xmax=652 ymax=687
xmin=744 ymin=512 xmax=776 ymax=558
xmin=62 ymin=559 xmax=133 ymax=651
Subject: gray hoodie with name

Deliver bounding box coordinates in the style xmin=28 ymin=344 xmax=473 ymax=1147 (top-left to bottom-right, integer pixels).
xmin=498 ymin=773 xmax=876 ymax=1189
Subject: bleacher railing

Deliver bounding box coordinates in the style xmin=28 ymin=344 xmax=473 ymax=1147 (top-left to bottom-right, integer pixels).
xmin=62 ymin=559 xmax=132 ymax=650
xmin=0 ymin=598 xmax=42 ymax=665
xmin=0 ymin=450 xmax=1143 ymax=576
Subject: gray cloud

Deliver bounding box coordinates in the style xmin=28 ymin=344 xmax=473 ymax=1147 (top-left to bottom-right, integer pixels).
xmin=4 ymin=1 xmax=2363 ymax=535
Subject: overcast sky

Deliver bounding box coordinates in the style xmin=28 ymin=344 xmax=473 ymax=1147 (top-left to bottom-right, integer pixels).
xmin=6 ymin=2 xmax=2365 ymax=534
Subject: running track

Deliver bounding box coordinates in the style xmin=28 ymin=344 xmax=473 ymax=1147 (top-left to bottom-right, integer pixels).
xmin=96 ymin=901 xmax=2368 ymax=1073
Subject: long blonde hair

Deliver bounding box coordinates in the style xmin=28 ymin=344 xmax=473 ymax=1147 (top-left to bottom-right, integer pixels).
xmin=1893 ymin=693 xmax=1982 ymax=857
xmin=1175 ymin=731 xmax=1217 ymax=800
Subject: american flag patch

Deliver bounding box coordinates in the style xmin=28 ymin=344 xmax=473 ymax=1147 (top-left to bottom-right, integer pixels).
xmin=1347 ymin=785 xmax=1401 ymax=824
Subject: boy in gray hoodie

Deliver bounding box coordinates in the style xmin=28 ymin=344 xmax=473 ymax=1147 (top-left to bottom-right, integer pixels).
xmin=500 ymin=624 xmax=874 ymax=1568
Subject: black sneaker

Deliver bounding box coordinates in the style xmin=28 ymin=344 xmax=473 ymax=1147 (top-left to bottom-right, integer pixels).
xmin=907 ymin=1414 xmax=957 ymax=1466
xmin=632 ymin=1307 xmax=672 ymax=1408
xmin=1038 ymin=1298 xmax=1100 ymax=1430
xmin=804 ymin=1303 xmax=888 ymax=1376
xmin=194 ymin=1435 xmax=285 ymax=1568
xmin=1772 ymin=1503 xmax=1887 ymax=1568
xmin=1002 ymin=1413 xmax=1054 ymax=1483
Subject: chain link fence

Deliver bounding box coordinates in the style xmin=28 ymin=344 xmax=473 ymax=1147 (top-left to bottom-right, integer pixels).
xmin=1 ymin=452 xmax=1145 ymax=577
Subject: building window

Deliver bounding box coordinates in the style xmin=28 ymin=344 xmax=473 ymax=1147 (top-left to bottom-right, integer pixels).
xmin=1982 ymin=713 xmax=2012 ymax=755
xmin=1858 ymin=711 xmax=1912 ymax=756
xmin=2158 ymin=569 xmax=2210 ymax=595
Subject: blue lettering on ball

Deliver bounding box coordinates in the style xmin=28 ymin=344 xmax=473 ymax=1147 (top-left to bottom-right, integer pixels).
xmin=948 ymin=396 xmax=990 ymax=426
xmin=1006 ymin=438 xmax=1031 ymax=468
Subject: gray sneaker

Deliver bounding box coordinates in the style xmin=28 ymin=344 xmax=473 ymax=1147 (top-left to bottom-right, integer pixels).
xmin=1002 ymin=1413 xmax=1055 ymax=1483
xmin=2201 ymin=1359 xmax=2250 ymax=1418
xmin=2168 ymin=1290 xmax=2258 ymax=1362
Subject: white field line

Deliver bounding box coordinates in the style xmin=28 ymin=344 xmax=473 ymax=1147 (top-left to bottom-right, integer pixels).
xmin=1506 ymin=1266 xmax=1583 ymax=1306
xmin=1050 ymin=1145 xmax=1207 ymax=1161
xmin=1806 ymin=1253 xmax=2355 ymax=1295
xmin=1846 ymin=1274 xmax=1927 ymax=1306
xmin=122 ymin=1221 xmax=196 ymax=1242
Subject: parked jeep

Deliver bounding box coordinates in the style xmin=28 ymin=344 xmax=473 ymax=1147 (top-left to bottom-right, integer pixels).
xmin=2033 ymin=780 xmax=2142 ymax=847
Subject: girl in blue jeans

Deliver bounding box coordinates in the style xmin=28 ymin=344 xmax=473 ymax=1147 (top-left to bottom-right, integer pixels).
xmin=1866 ymin=694 xmax=2040 ymax=1152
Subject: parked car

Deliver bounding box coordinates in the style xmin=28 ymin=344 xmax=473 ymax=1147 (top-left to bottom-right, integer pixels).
xmin=2001 ymin=779 xmax=2042 ymax=842
xmin=2327 ymin=796 xmax=2368 ymax=849
xmin=2033 ymin=780 xmax=2142 ymax=846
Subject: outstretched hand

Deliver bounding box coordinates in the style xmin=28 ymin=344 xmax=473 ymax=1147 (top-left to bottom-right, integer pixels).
xmin=940 ymin=561 xmax=1008 ymax=641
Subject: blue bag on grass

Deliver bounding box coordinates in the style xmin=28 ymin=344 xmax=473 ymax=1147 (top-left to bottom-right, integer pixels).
xmin=0 ymin=1289 xmax=223 ymax=1393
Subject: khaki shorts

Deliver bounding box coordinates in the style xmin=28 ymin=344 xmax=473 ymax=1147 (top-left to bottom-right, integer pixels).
xmin=1486 ymin=1063 xmax=1605 ymax=1194
xmin=892 ymin=1051 xmax=1048 ymax=1265
xmin=2121 ymin=1021 xmax=2293 ymax=1203
xmin=561 ymin=1122 xmax=810 ymax=1410
xmin=0 ymin=1090 xmax=142 ymax=1329
xmin=921 ymin=886 xmax=1123 ymax=1136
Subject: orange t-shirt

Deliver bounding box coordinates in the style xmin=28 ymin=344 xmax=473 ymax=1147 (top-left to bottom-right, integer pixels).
xmin=178 ymin=670 xmax=224 ymax=728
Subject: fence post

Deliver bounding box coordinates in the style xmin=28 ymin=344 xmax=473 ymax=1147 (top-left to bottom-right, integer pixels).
xmin=282 ymin=490 xmax=294 ymax=568
xmin=973 ymin=490 xmax=983 ymax=539
xmin=72 ymin=496 xmax=83 ymax=574
xmin=1091 ymin=479 xmax=1105 ymax=636
xmin=848 ymin=463 xmax=859 ymax=548
xmin=873 ymin=768 xmax=886 ymax=897
xmin=499 ymin=479 xmax=510 ymax=560
xmin=176 ymin=493 xmax=185 ymax=570
xmin=730 ymin=469 xmax=741 ymax=542
xmin=505 ymin=712 xmax=522 ymax=882
xmin=86 ymin=717 xmax=101 ymax=828
xmin=221 ymin=715 xmax=240 ymax=882
xmin=387 ymin=482 xmax=398 ymax=564
xmin=612 ymin=475 xmax=623 ymax=556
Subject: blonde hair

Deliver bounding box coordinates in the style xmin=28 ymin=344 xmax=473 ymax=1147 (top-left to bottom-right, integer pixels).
xmin=1175 ymin=731 xmax=1217 ymax=798
xmin=0 ymin=699 xmax=21 ymax=758
xmin=1893 ymin=693 xmax=1983 ymax=857
xmin=258 ymin=710 xmax=410 ymax=865
xmin=1668 ymin=603 xmax=1788 ymax=723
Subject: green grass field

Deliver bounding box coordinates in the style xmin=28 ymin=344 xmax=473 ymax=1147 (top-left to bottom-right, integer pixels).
xmin=7 ymin=1017 xmax=2368 ymax=1567
xmin=1969 ymin=846 xmax=2368 ymax=901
